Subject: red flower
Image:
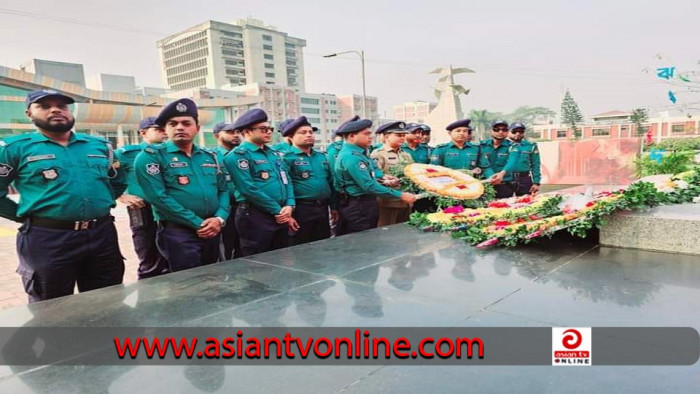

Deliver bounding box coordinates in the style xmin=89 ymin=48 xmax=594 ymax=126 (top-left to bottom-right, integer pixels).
xmin=516 ymin=196 xmax=532 ymax=204
xmin=529 ymin=214 xmax=541 ymax=220
xmin=468 ymin=212 xmax=481 ymax=217
xmin=476 ymin=238 xmax=499 ymax=248
xmin=426 ymin=168 xmax=437 ymax=173
xmin=516 ymin=218 xmax=527 ymax=223
xmin=488 ymin=202 xmax=510 ymax=208
xmin=585 ymin=201 xmax=596 ymax=207
xmin=443 ymin=206 xmax=465 ymax=214
xmin=525 ymin=230 xmax=543 ymax=239
xmin=494 ymin=220 xmax=512 ymax=226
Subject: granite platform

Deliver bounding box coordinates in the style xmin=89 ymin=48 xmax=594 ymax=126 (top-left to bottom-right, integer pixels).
xmin=0 ymin=225 xmax=698 ymax=393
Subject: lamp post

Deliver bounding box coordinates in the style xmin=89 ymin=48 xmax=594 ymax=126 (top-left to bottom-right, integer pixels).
xmin=323 ymin=50 xmax=367 ymax=119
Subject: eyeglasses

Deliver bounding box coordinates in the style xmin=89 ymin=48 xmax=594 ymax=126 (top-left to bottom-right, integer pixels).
xmin=511 ymin=129 xmax=526 ymax=134
xmin=492 ymin=127 xmax=508 ymax=132
xmin=249 ymin=126 xmax=274 ymax=133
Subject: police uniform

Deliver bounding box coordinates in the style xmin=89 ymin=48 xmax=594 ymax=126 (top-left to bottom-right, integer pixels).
xmin=333 ymin=118 xmax=402 ymax=235
xmin=282 ymin=116 xmax=336 ymax=245
xmin=505 ymin=122 xmax=541 ymax=196
xmin=0 ymin=90 xmax=127 ymax=302
xmin=114 ymin=117 xmax=168 ymax=279
xmin=370 ymin=121 xmax=414 ymax=226
xmin=481 ymin=120 xmax=517 ymax=198
xmin=271 ymin=118 xmax=294 ymax=153
xmin=225 ymin=108 xmax=295 ymax=257
xmin=429 ymin=119 xmax=484 ymax=171
xmin=212 ymin=122 xmax=242 ymax=260
xmin=135 ymin=99 xmax=230 ymax=272
xmin=401 ymin=124 xmax=431 ymax=164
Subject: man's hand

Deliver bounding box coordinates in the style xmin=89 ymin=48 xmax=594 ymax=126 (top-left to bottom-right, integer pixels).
xmin=288 ymin=218 xmax=300 ymax=232
xmin=400 ymin=192 xmax=417 ymax=204
xmin=472 ymin=167 xmax=482 ymax=175
xmin=197 ymin=218 xmax=222 ymax=239
xmin=530 ymin=184 xmax=540 ymax=195
xmin=489 ymin=171 xmax=505 ymax=185
xmin=275 ymin=206 xmax=293 ymax=223
xmin=379 ymin=175 xmax=400 ymax=187
xmin=117 ymin=194 xmax=146 ymax=209
xmin=330 ymin=210 xmax=340 ymax=223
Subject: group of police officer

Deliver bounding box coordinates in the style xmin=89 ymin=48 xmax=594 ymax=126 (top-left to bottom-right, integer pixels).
xmin=0 ymin=89 xmax=540 ymax=304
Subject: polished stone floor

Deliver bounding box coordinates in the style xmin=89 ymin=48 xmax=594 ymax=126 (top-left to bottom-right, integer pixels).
xmin=0 ymin=225 xmax=698 ymax=393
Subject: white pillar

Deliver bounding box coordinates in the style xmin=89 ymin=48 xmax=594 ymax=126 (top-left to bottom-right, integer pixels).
xmin=117 ymin=124 xmax=125 ymax=147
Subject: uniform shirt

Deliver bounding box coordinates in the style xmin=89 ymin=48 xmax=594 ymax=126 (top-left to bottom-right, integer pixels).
xmin=429 ymin=141 xmax=483 ymax=170
xmin=0 ymin=131 xmax=126 ymax=222
xmin=401 ymin=142 xmax=430 ymax=164
xmin=283 ymin=146 xmax=336 ymax=208
xmin=333 ymin=143 xmax=401 ymax=198
xmin=368 ymin=142 xmax=383 ymax=155
xmin=370 ymin=145 xmax=414 ymax=174
xmin=505 ymin=139 xmax=542 ymax=184
xmin=115 ymin=141 xmax=150 ymax=198
xmin=134 ymin=140 xmax=230 ymax=229
xmin=225 ymin=141 xmax=295 ymax=215
xmin=480 ymin=139 xmax=515 ymax=181
xmin=271 ymin=141 xmax=293 ymax=154
xmin=328 ymin=139 xmax=384 ymax=178
xmin=213 ymin=145 xmax=238 ymax=200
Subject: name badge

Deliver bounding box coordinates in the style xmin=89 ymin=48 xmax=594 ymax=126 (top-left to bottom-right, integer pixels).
xmin=170 ymin=162 xmax=188 ymax=168
xmin=201 ymin=163 xmax=218 ymax=167
xmin=280 ymin=170 xmax=289 ymax=185
xmin=255 ymin=159 xmax=268 ymax=164
xmin=27 ymin=154 xmax=56 ymax=162
xmin=293 ymin=161 xmax=309 ymax=166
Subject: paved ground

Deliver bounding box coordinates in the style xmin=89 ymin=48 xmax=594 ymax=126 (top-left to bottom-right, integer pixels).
xmin=0 ymin=203 xmax=139 ymax=310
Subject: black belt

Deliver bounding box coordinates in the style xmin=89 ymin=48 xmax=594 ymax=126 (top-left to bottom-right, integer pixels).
xmin=159 ymin=221 xmax=196 ymax=231
xmin=348 ymin=194 xmax=376 ymax=201
xmin=30 ymin=215 xmax=112 ymax=231
xmin=512 ymin=172 xmax=531 ymax=177
xmin=296 ymin=198 xmax=330 ymax=206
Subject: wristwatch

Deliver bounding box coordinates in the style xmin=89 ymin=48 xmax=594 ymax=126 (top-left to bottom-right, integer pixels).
xmin=215 ymin=216 xmax=226 ymax=226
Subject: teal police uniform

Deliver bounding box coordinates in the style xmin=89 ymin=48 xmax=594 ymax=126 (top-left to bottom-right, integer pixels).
xmin=115 ymin=136 xmax=168 ymax=279
xmin=429 ymin=141 xmax=483 ymax=171
xmin=402 ymin=142 xmax=431 ymax=164
xmin=212 ymin=143 xmax=241 ymax=259
xmin=504 ymin=139 xmax=541 ymax=196
xmin=480 ymin=138 xmax=518 ymax=198
xmin=225 ymin=108 xmax=296 ymax=257
xmin=0 ymin=92 xmax=127 ymax=303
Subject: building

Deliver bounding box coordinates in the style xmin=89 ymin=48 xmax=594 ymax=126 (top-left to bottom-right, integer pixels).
xmin=299 ymin=93 xmax=340 ymax=145
xmin=19 ymin=59 xmax=86 ymax=87
xmin=87 ymin=73 xmax=136 ymax=94
xmin=338 ymin=94 xmax=379 ymax=125
xmin=157 ymin=18 xmax=306 ymax=92
xmin=393 ymin=101 xmax=437 ymax=124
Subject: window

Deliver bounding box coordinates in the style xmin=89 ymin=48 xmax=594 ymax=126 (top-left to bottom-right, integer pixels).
xmin=672 ymin=124 xmax=685 ymax=133
xmin=264 ymin=63 xmax=274 ymax=69
xmin=265 ymin=72 xmax=275 ymax=78
xmin=308 ymin=117 xmax=320 ymax=123
xmin=222 ymin=31 xmax=243 ymax=38
xmin=224 ymin=59 xmax=244 ymax=67
xmin=557 ymin=130 xmax=567 ymax=138
xmin=301 ymin=108 xmax=320 ymax=115
xmin=263 ymin=44 xmax=273 ymax=50
xmin=287 ymin=68 xmax=296 ymax=75
xmin=285 ymin=42 xmax=295 ymax=48
xmin=222 ymin=49 xmax=243 ymax=57
xmin=262 ymin=35 xmax=272 ymax=41
xmin=285 ymin=51 xmax=296 ymax=58
xmin=301 ymin=98 xmax=319 ymax=105
xmin=286 ymin=60 xmax=297 ymax=66
xmin=530 ymin=131 xmax=541 ymax=139
xmin=264 ymin=54 xmax=274 ymax=60
xmin=592 ymin=128 xmax=609 ymax=136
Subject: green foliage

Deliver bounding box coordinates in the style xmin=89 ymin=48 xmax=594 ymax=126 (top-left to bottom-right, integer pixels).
xmin=645 ymin=137 xmax=700 ymax=152
xmin=560 ymin=90 xmax=584 ymax=138
xmin=634 ymin=151 xmax=695 ymax=178
xmin=630 ymin=108 xmax=649 ymax=136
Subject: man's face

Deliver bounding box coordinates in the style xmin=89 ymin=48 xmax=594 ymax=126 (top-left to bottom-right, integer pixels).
xmin=141 ymin=126 xmax=167 ymax=144
xmin=165 ymin=116 xmax=199 ymax=143
xmin=26 ymin=97 xmax=75 ymax=133
xmin=244 ymin=122 xmax=272 ymax=145
xmin=420 ymin=132 xmax=431 ymax=144
xmin=449 ymin=127 xmax=470 ymax=144
xmin=510 ymin=128 xmax=525 ymax=142
xmin=218 ymin=129 xmax=243 ymax=147
xmin=406 ymin=130 xmax=422 ymax=144
xmin=386 ymin=132 xmax=406 ymax=149
xmin=491 ymin=124 xmax=509 ymax=140
xmin=291 ymin=126 xmax=315 ymax=148
xmin=349 ymin=129 xmax=373 ymax=149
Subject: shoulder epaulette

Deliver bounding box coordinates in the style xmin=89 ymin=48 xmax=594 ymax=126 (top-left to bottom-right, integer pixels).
xmin=142 ymin=144 xmax=164 ymax=154
xmin=0 ymin=134 xmax=32 ymax=147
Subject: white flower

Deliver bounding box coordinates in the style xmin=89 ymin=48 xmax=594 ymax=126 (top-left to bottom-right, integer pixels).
xmin=675 ymin=180 xmax=689 ymax=189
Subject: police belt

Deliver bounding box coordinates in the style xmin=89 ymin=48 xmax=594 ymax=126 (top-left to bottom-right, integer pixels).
xmin=512 ymin=172 xmax=531 ymax=178
xmin=296 ymin=198 xmax=330 ymax=206
xmin=30 ymin=215 xmax=112 ymax=231
xmin=347 ymin=194 xmax=377 ymax=201
xmin=159 ymin=221 xmax=196 ymax=231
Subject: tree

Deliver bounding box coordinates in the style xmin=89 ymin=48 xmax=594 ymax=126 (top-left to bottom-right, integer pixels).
xmin=560 ymin=90 xmax=584 ymax=138
xmin=468 ymin=109 xmax=504 ymax=141
xmin=630 ymin=108 xmax=649 ymax=136
xmin=508 ymin=106 xmax=556 ymax=127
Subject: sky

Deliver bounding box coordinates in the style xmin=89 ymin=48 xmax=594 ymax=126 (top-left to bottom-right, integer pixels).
xmin=0 ymin=0 xmax=698 ymax=119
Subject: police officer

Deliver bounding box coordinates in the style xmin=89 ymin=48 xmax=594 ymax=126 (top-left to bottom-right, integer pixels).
xmin=282 ymin=116 xmax=337 ymax=244
xmin=430 ymin=119 xmax=484 ymax=175
xmin=212 ymin=122 xmax=243 ymax=259
xmin=481 ymin=120 xmax=517 ymax=198
xmin=0 ymin=89 xmax=126 ymax=302
xmin=505 ymin=122 xmax=541 ymax=195
xmin=371 ymin=121 xmax=415 ymax=226
xmin=333 ymin=118 xmax=417 ymax=235
xmin=225 ymin=108 xmax=295 ymax=257
xmin=402 ymin=123 xmax=431 ymax=164
xmin=369 ymin=126 xmax=385 ymax=154
xmin=419 ymin=124 xmax=433 ymax=147
xmin=135 ymin=99 xmax=230 ymax=272
xmin=271 ymin=118 xmax=294 ymax=153
xmin=115 ymin=117 xmax=169 ymax=279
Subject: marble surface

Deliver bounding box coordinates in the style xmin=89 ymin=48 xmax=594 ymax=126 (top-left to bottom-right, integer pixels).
xmin=0 ymin=224 xmax=698 ymax=393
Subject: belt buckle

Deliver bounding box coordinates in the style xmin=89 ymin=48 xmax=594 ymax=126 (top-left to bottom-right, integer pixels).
xmin=74 ymin=220 xmax=91 ymax=230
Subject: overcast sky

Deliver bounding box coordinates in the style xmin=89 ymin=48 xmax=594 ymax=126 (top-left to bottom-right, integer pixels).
xmin=0 ymin=0 xmax=697 ymax=118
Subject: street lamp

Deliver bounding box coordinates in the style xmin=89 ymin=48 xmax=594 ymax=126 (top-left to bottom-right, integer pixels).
xmin=324 ymin=50 xmax=367 ymax=119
